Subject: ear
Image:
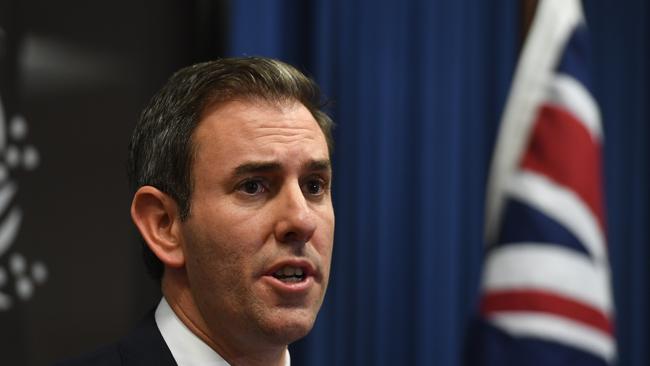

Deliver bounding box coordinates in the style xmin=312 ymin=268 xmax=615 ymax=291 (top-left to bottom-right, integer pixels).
xmin=130 ymin=186 xmax=185 ymax=268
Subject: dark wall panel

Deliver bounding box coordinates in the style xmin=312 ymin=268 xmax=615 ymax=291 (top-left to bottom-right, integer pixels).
xmin=0 ymin=1 xmax=227 ymax=364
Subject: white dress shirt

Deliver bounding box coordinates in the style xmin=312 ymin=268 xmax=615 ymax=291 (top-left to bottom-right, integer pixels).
xmin=155 ymin=298 xmax=291 ymax=366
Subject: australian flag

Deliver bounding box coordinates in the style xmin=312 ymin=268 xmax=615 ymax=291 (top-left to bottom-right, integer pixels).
xmin=467 ymin=0 xmax=615 ymax=365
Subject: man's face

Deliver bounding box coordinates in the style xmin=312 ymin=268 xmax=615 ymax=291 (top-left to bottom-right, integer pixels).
xmin=179 ymin=99 xmax=334 ymax=349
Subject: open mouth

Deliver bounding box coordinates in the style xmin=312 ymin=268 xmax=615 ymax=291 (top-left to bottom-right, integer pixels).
xmin=272 ymin=266 xmax=306 ymax=283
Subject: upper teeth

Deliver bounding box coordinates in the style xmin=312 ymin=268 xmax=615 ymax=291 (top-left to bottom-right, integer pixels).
xmin=274 ymin=266 xmax=304 ymax=277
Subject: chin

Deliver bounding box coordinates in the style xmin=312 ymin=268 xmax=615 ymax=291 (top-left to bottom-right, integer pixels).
xmin=260 ymin=307 xmax=318 ymax=344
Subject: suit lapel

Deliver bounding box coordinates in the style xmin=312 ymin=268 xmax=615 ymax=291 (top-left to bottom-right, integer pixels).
xmin=118 ymin=309 xmax=178 ymax=366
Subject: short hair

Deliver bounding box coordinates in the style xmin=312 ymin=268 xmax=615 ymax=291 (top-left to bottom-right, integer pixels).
xmin=127 ymin=57 xmax=334 ymax=280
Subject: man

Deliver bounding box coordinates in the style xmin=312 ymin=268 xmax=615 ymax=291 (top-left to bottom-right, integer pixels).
xmin=56 ymin=57 xmax=335 ymax=366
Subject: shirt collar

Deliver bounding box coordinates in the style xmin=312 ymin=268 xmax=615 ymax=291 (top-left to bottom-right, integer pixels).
xmin=154 ymin=298 xmax=290 ymax=366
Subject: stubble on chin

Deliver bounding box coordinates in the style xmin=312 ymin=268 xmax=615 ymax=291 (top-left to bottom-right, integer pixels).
xmin=251 ymin=305 xmax=320 ymax=346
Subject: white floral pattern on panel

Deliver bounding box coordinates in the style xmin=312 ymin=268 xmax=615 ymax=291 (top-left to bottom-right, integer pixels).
xmin=0 ymin=31 xmax=47 ymax=310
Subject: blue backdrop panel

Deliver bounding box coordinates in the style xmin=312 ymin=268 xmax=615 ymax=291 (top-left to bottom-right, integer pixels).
xmin=229 ymin=1 xmax=649 ymax=365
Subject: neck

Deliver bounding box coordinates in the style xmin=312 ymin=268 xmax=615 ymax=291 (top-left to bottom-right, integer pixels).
xmin=161 ymin=268 xmax=289 ymax=366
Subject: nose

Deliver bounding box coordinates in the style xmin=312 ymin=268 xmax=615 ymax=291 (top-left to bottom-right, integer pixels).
xmin=273 ymin=182 xmax=317 ymax=245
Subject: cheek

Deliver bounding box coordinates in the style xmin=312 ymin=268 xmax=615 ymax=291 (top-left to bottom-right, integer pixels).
xmin=311 ymin=211 xmax=335 ymax=278
xmin=183 ymin=226 xmax=251 ymax=309
xmin=315 ymin=208 xmax=335 ymax=253
xmin=315 ymin=228 xmax=334 ymax=257
xmin=192 ymin=198 xmax=267 ymax=243
xmin=183 ymin=206 xmax=273 ymax=275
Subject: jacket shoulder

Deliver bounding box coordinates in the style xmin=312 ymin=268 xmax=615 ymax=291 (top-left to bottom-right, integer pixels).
xmin=52 ymin=308 xmax=176 ymax=366
xmin=52 ymin=343 xmax=121 ymax=366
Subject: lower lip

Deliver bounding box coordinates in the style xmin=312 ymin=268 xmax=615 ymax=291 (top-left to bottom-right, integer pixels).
xmin=261 ymin=275 xmax=315 ymax=294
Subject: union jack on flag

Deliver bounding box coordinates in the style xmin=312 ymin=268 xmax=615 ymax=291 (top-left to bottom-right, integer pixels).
xmin=469 ymin=0 xmax=616 ymax=365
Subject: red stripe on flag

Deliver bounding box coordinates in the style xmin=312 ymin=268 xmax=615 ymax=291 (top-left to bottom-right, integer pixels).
xmin=480 ymin=289 xmax=613 ymax=335
xmin=520 ymin=104 xmax=605 ymax=232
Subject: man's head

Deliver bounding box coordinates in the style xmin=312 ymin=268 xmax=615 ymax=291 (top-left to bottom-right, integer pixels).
xmin=127 ymin=57 xmax=335 ymax=358
xmin=128 ymin=57 xmax=334 ymax=279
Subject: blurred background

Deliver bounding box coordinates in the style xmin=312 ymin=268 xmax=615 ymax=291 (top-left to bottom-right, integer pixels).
xmin=0 ymin=0 xmax=647 ymax=365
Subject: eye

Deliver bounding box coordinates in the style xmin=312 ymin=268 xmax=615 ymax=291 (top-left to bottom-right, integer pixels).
xmin=238 ymin=179 xmax=267 ymax=195
xmin=303 ymin=177 xmax=327 ymax=196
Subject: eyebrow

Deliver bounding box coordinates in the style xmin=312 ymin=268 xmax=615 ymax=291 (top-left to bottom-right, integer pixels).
xmin=233 ymin=159 xmax=331 ymax=176
xmin=306 ymin=159 xmax=332 ymax=172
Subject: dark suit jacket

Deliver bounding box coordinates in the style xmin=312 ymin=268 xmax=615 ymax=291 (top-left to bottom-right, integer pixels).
xmin=53 ymin=310 xmax=177 ymax=366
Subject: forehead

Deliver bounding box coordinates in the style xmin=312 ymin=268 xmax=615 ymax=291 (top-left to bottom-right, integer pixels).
xmin=192 ymin=99 xmax=329 ymax=166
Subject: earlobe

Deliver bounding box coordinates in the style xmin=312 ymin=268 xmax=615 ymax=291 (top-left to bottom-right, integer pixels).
xmin=130 ymin=186 xmax=185 ymax=268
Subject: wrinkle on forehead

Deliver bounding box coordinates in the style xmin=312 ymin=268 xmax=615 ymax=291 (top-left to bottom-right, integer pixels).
xmin=190 ymin=99 xmax=331 ymax=195
xmin=232 ymin=103 xmax=323 ymax=146
xmin=195 ymin=99 xmax=328 ymax=161
xmin=254 ymin=125 xmax=317 ymax=135
xmin=250 ymin=126 xmax=320 ymax=147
